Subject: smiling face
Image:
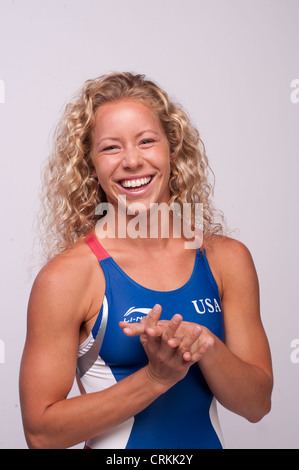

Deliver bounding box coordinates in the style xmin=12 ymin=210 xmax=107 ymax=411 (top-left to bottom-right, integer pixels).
xmin=91 ymin=99 xmax=172 ymax=213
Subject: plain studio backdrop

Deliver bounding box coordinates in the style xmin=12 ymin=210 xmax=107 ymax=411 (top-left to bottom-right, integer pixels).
xmin=0 ymin=0 xmax=298 ymax=449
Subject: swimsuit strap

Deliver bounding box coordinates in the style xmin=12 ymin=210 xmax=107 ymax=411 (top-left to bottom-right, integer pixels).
xmin=84 ymin=231 xmax=110 ymax=261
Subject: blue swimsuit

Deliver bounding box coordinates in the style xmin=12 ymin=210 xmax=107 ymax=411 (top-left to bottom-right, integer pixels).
xmin=77 ymin=232 xmax=224 ymax=449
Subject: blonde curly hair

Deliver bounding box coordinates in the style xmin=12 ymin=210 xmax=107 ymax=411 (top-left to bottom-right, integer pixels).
xmin=39 ymin=72 xmax=225 ymax=261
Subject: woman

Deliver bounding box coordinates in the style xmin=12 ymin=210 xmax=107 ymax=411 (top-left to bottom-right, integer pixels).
xmin=19 ymin=72 xmax=273 ymax=449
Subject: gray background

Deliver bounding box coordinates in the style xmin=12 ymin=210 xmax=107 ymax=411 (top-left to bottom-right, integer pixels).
xmin=0 ymin=0 xmax=298 ymax=449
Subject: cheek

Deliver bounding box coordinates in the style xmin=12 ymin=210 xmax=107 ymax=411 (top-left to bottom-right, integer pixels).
xmin=151 ymin=147 xmax=171 ymax=168
xmin=97 ymin=169 xmax=111 ymax=191
xmin=93 ymin=156 xmax=113 ymax=179
xmin=91 ymin=162 xmax=108 ymax=191
xmin=95 ymin=160 xmax=121 ymax=198
xmin=160 ymin=154 xmax=172 ymax=177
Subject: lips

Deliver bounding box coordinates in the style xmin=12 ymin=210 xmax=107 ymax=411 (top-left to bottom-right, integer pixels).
xmin=117 ymin=175 xmax=153 ymax=192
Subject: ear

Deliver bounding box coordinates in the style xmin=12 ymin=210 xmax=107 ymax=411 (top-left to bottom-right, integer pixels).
xmin=91 ymin=168 xmax=98 ymax=179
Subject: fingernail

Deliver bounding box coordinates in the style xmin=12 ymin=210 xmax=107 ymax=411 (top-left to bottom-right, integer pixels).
xmin=153 ymin=304 xmax=160 ymax=313
xmin=194 ymin=326 xmax=202 ymax=335
xmin=146 ymin=328 xmax=155 ymax=335
xmin=173 ymin=314 xmax=181 ymax=324
xmin=123 ymin=327 xmax=132 ymax=335
xmin=183 ymin=352 xmax=191 ymax=361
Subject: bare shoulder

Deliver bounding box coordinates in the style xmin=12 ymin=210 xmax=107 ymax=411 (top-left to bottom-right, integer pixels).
xmin=32 ymin=239 xmax=96 ymax=296
xmin=204 ymin=234 xmax=254 ymax=264
xmin=29 ymin=238 xmax=104 ymax=328
xmin=203 ymin=235 xmax=257 ymax=298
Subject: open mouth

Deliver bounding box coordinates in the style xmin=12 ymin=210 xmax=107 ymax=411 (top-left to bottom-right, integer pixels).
xmin=118 ymin=176 xmax=153 ymax=192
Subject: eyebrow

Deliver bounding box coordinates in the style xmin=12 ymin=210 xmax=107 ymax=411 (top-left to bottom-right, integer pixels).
xmin=95 ymin=137 xmax=119 ymax=149
xmin=135 ymin=129 xmax=160 ymax=139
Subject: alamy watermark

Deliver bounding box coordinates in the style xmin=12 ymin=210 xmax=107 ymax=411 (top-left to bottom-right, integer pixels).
xmin=0 ymin=79 xmax=5 ymax=103
xmin=289 ymin=79 xmax=298 ymax=362
xmin=290 ymin=339 xmax=299 ymax=364
xmin=290 ymin=79 xmax=299 ymax=104
xmin=0 ymin=340 xmax=5 ymax=364
xmin=95 ymin=195 xmax=203 ymax=249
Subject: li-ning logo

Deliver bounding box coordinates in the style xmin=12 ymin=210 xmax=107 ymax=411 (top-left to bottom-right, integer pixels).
xmin=191 ymin=298 xmax=221 ymax=314
xmin=123 ymin=306 xmax=152 ymax=323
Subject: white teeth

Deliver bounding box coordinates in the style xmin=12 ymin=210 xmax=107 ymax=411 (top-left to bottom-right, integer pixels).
xmin=121 ymin=176 xmax=152 ymax=189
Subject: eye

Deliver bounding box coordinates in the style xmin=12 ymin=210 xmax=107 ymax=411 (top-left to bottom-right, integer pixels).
xmin=102 ymin=145 xmax=118 ymax=152
xmin=140 ymin=139 xmax=155 ymax=146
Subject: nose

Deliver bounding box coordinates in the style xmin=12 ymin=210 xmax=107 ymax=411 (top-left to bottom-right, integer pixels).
xmin=122 ymin=145 xmax=143 ymax=170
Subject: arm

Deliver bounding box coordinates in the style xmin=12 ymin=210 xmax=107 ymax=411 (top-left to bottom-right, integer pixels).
xmin=20 ymin=255 xmax=200 ymax=449
xmin=198 ymin=238 xmax=273 ymax=422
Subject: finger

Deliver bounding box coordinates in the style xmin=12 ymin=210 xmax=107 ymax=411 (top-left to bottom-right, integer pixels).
xmin=182 ymin=351 xmax=192 ymax=361
xmin=167 ymin=336 xmax=182 ymax=349
xmin=140 ymin=324 xmax=167 ymax=355
xmin=143 ymin=314 xmax=179 ymax=359
xmin=145 ymin=324 xmax=166 ymax=338
xmin=189 ymin=337 xmax=215 ymax=363
xmin=178 ymin=325 xmax=202 ymax=356
xmin=140 ymin=305 xmax=163 ymax=354
xmin=161 ymin=314 xmax=182 ymax=342
xmin=157 ymin=314 xmax=182 ymax=359
xmin=119 ymin=321 xmax=145 ymax=336
xmin=144 ymin=304 xmax=162 ymax=330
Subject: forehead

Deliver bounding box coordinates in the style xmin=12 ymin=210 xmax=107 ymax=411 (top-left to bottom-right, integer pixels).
xmin=93 ymin=99 xmax=163 ymax=135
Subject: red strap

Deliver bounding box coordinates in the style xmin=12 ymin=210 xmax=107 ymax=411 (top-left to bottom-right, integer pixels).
xmin=84 ymin=231 xmax=110 ymax=261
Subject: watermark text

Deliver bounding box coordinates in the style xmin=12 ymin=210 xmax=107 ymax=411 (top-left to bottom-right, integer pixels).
xmin=290 ymin=79 xmax=299 ymax=104
xmin=0 ymin=80 xmax=5 ymax=103
xmin=0 ymin=340 xmax=5 ymax=364
xmin=95 ymin=196 xmax=203 ymax=249
xmin=290 ymin=339 xmax=299 ymax=364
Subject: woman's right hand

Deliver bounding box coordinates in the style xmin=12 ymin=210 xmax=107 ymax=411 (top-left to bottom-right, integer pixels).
xmin=124 ymin=304 xmax=211 ymax=389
